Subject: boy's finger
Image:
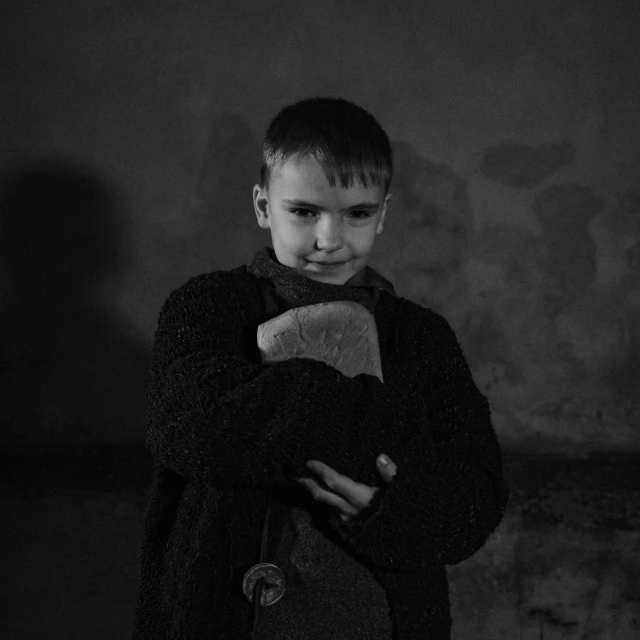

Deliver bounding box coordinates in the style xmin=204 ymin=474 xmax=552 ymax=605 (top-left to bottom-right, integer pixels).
xmin=294 ymin=477 xmax=358 ymax=517
xmin=307 ymin=460 xmax=359 ymax=493
xmin=305 ymin=461 xmax=371 ymax=506
xmin=377 ymin=455 xmax=397 ymax=483
xmin=305 ymin=460 xmax=344 ymax=491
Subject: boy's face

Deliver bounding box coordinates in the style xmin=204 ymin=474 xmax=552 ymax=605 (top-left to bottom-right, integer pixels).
xmin=253 ymin=153 xmax=390 ymax=285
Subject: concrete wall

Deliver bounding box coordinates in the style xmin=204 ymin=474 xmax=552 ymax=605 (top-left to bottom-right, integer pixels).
xmin=1 ymin=0 xmax=639 ymax=451
xmin=2 ymin=2 xmax=640 ymax=639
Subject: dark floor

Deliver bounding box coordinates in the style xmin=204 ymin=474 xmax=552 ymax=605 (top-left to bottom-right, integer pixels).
xmin=1 ymin=446 xmax=639 ymax=639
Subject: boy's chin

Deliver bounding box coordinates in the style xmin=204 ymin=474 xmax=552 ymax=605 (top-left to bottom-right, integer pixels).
xmin=304 ymin=268 xmax=360 ymax=286
xmin=303 ymin=270 xmax=346 ymax=282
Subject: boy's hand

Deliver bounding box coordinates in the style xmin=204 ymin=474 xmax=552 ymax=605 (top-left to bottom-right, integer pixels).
xmin=293 ymin=455 xmax=398 ymax=522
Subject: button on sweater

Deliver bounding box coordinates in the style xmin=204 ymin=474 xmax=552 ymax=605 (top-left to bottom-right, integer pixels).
xmin=132 ymin=246 xmax=510 ymax=640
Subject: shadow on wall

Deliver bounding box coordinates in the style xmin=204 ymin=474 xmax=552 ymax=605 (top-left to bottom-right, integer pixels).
xmin=189 ymin=111 xmax=266 ymax=267
xmin=389 ymin=139 xmax=473 ymax=315
xmin=0 ymin=158 xmax=149 ymax=448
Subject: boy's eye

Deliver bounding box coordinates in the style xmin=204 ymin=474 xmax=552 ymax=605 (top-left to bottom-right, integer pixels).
xmin=290 ymin=209 xmax=371 ymax=219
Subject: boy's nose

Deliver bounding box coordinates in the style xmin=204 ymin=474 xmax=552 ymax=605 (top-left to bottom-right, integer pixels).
xmin=315 ymin=241 xmax=342 ymax=253
xmin=315 ymin=232 xmax=343 ymax=251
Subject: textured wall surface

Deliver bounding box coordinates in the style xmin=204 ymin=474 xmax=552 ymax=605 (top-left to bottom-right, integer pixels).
xmin=2 ymin=3 xmax=640 ymax=639
xmin=1 ymin=0 xmax=639 ymax=453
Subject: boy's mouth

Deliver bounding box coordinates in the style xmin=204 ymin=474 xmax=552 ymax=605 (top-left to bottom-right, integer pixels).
xmin=306 ymin=260 xmax=346 ymax=269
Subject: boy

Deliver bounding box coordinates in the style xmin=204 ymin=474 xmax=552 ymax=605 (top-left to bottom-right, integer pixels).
xmin=132 ymin=97 xmax=509 ymax=639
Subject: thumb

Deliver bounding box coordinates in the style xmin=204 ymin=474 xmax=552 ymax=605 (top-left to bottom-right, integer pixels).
xmin=376 ymin=455 xmax=397 ymax=483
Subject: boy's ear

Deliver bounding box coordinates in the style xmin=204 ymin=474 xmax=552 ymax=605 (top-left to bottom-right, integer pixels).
xmin=253 ymin=184 xmax=270 ymax=229
xmin=377 ymin=193 xmax=391 ymax=234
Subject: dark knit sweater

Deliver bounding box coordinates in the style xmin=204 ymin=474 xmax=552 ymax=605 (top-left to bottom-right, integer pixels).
xmin=132 ymin=246 xmax=510 ymax=640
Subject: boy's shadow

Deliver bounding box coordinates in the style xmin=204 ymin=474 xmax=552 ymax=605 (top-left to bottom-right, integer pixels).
xmin=0 ymin=158 xmax=149 ymax=449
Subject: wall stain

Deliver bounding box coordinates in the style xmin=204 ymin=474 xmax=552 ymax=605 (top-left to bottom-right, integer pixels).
xmin=479 ymin=141 xmax=576 ymax=189
xmin=389 ymin=141 xmax=640 ymax=443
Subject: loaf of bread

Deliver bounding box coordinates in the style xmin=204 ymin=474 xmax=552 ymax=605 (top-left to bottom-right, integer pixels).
xmin=257 ymin=301 xmax=383 ymax=383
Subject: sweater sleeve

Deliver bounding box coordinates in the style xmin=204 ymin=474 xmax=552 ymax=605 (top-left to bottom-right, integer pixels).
xmin=144 ymin=274 xmax=402 ymax=490
xmin=325 ymin=312 xmax=510 ymax=569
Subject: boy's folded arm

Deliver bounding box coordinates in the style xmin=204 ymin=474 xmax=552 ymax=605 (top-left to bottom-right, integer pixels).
xmin=325 ymin=315 xmax=510 ymax=570
xmin=145 ymin=276 xmax=391 ymax=490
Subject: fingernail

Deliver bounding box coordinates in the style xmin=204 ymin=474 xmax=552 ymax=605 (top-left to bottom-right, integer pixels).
xmin=378 ymin=455 xmax=389 ymax=466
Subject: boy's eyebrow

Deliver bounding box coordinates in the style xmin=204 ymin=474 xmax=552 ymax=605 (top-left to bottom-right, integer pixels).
xmin=282 ymin=199 xmax=380 ymax=211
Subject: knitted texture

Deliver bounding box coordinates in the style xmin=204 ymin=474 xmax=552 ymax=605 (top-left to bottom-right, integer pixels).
xmin=132 ymin=246 xmax=510 ymax=640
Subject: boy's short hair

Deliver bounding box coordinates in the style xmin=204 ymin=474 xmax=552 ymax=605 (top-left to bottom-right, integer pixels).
xmin=260 ymin=97 xmax=393 ymax=194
